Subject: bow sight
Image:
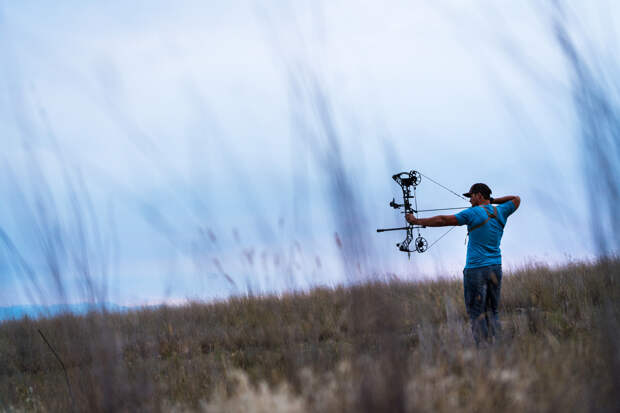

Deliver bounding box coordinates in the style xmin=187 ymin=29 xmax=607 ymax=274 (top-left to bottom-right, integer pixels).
xmin=377 ymin=170 xmax=468 ymax=258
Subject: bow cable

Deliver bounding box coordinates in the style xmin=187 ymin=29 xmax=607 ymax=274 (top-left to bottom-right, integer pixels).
xmin=413 ymin=186 xmax=421 ymax=239
xmin=426 ymin=226 xmax=457 ymax=251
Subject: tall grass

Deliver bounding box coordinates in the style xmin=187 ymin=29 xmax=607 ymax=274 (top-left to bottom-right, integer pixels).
xmin=549 ymin=1 xmax=620 ymax=254
xmin=1 ymin=258 xmax=619 ymax=411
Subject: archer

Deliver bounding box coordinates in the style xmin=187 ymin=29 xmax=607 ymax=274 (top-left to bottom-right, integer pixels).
xmin=406 ymin=183 xmax=520 ymax=346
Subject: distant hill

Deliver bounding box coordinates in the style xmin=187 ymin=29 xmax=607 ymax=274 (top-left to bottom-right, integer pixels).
xmin=0 ymin=302 xmax=131 ymax=322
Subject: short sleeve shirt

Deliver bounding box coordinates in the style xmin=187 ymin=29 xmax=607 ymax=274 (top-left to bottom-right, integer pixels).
xmin=455 ymin=201 xmax=517 ymax=269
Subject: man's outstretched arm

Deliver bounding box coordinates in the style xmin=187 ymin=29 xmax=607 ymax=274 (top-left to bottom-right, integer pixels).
xmin=405 ymin=214 xmax=458 ymax=227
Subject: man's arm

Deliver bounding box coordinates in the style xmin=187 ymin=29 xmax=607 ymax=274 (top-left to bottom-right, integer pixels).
xmin=491 ymin=195 xmax=521 ymax=210
xmin=405 ymin=214 xmax=458 ymax=227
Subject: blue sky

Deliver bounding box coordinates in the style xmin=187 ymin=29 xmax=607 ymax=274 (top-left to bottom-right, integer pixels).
xmin=1 ymin=1 xmax=615 ymax=306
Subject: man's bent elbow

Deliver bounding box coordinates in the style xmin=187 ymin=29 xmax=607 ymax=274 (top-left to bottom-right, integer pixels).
xmin=513 ymin=196 xmax=521 ymax=210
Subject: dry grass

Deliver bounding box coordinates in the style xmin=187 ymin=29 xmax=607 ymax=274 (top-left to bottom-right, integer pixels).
xmin=1 ymin=258 xmax=619 ymax=412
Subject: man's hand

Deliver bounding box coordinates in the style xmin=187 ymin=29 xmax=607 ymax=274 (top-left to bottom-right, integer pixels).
xmin=405 ymin=213 xmax=418 ymax=225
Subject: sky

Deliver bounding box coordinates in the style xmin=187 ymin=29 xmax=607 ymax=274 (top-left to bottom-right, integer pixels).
xmin=1 ymin=1 xmax=617 ymax=306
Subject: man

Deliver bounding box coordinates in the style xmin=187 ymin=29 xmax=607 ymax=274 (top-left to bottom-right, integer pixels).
xmin=405 ymin=183 xmax=520 ymax=345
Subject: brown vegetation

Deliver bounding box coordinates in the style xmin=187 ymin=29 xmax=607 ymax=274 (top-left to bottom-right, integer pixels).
xmin=1 ymin=258 xmax=619 ymax=412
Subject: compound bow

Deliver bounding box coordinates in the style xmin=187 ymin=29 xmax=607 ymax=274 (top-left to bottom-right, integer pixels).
xmin=376 ymin=170 xmax=468 ymax=258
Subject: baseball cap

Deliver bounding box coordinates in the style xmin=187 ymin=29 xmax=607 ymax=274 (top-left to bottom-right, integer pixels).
xmin=463 ymin=183 xmax=492 ymax=198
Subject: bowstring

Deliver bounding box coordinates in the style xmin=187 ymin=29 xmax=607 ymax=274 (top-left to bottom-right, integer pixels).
xmin=416 ymin=207 xmax=467 ymax=213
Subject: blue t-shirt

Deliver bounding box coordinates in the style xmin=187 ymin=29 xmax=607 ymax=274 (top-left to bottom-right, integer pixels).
xmin=455 ymin=201 xmax=517 ymax=269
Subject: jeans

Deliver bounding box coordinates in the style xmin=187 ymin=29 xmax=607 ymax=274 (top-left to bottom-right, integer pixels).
xmin=463 ymin=264 xmax=502 ymax=345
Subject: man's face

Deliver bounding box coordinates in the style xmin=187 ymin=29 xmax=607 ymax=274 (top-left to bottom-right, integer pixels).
xmin=469 ymin=192 xmax=482 ymax=206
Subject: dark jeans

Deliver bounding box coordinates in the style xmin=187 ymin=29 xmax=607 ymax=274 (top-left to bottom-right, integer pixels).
xmin=463 ymin=264 xmax=502 ymax=345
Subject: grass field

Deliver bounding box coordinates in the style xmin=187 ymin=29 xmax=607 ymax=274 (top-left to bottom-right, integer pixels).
xmin=1 ymin=258 xmax=619 ymax=412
